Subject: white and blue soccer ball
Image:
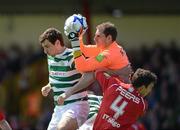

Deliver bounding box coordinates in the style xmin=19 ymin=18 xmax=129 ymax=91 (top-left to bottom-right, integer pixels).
xmin=64 ymin=14 xmax=88 ymax=36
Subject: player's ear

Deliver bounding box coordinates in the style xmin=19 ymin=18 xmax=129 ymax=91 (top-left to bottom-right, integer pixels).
xmin=106 ymin=35 xmax=113 ymax=43
xmin=55 ymin=40 xmax=60 ymax=46
xmin=107 ymin=35 xmax=111 ymax=40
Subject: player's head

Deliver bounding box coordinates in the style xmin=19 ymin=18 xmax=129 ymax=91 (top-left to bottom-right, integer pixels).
xmin=39 ymin=27 xmax=65 ymax=56
xmin=131 ymin=68 xmax=157 ymax=97
xmin=94 ymin=22 xmax=117 ymax=49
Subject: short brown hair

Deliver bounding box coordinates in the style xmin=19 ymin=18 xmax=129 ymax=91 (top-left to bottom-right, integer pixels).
xmin=131 ymin=68 xmax=157 ymax=88
xmin=39 ymin=27 xmax=64 ymax=46
xmin=96 ymin=22 xmax=117 ymax=41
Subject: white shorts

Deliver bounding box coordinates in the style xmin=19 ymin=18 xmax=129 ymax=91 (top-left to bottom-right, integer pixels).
xmin=78 ymin=114 xmax=97 ymax=130
xmin=47 ymin=101 xmax=89 ymax=130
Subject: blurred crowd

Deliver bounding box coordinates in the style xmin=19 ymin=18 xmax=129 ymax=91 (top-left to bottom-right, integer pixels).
xmin=0 ymin=40 xmax=179 ymax=130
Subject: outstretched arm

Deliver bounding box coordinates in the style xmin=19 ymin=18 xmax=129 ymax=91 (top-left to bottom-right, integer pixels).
xmin=57 ymin=72 xmax=95 ymax=105
xmin=74 ymin=52 xmax=110 ymax=72
xmin=79 ymin=36 xmax=100 ymax=57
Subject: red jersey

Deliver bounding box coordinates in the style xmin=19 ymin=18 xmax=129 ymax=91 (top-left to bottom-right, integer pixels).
xmin=0 ymin=112 xmax=5 ymax=121
xmin=93 ymin=72 xmax=147 ymax=130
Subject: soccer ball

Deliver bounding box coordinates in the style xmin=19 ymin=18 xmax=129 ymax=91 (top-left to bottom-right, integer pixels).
xmin=64 ymin=14 xmax=88 ymax=36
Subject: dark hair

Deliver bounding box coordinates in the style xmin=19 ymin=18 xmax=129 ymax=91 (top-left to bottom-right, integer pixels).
xmin=96 ymin=22 xmax=117 ymax=41
xmin=39 ymin=27 xmax=64 ymax=46
xmin=131 ymin=68 xmax=157 ymax=88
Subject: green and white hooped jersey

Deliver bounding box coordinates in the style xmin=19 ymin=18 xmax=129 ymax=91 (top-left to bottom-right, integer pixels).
xmin=87 ymin=94 xmax=102 ymax=119
xmin=48 ymin=48 xmax=87 ymax=105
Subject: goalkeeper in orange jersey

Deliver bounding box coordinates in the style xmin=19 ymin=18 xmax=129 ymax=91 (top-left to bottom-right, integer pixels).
xmin=64 ymin=15 xmax=132 ymax=83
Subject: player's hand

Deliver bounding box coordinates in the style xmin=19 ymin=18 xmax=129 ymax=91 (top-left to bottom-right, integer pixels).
xmin=64 ymin=14 xmax=87 ymax=42
xmin=41 ymin=84 xmax=51 ymax=97
xmin=57 ymin=93 xmax=67 ymax=105
xmin=65 ymin=27 xmax=80 ymax=41
xmin=64 ymin=19 xmax=80 ymax=50
xmin=64 ymin=15 xmax=79 ymax=41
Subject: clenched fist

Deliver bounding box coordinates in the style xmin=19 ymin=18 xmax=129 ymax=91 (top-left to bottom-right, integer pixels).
xmin=57 ymin=93 xmax=67 ymax=105
xmin=41 ymin=84 xmax=52 ymax=97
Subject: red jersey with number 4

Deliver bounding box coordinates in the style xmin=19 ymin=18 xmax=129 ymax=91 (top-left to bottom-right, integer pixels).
xmin=93 ymin=72 xmax=147 ymax=130
xmin=0 ymin=112 xmax=5 ymax=121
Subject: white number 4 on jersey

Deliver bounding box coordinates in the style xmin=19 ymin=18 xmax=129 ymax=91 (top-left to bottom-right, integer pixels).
xmin=110 ymin=95 xmax=128 ymax=119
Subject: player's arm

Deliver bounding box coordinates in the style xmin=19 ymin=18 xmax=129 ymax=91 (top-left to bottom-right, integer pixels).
xmin=105 ymin=65 xmax=132 ymax=83
xmin=57 ymin=72 xmax=95 ymax=105
xmin=80 ymin=36 xmax=100 ymax=57
xmin=66 ymin=72 xmax=95 ymax=97
xmin=74 ymin=52 xmax=110 ymax=72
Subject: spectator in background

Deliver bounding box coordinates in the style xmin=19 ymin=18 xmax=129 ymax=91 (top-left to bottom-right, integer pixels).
xmin=0 ymin=112 xmax=12 ymax=130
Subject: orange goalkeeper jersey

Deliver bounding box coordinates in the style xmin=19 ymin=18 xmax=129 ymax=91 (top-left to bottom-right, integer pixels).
xmin=76 ymin=39 xmax=130 ymax=72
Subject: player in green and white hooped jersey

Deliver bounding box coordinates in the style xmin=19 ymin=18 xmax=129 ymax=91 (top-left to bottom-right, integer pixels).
xmin=39 ymin=28 xmax=93 ymax=130
xmin=79 ymin=92 xmax=102 ymax=130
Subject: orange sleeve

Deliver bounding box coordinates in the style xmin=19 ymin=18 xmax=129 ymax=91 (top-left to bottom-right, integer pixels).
xmin=79 ymin=37 xmax=101 ymax=57
xmin=75 ymin=43 xmax=130 ymax=72
xmin=74 ymin=51 xmax=111 ymax=72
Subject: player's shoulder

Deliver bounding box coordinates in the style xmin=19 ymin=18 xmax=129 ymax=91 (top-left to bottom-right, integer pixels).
xmin=62 ymin=48 xmax=74 ymax=60
xmin=64 ymin=48 xmax=73 ymax=55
